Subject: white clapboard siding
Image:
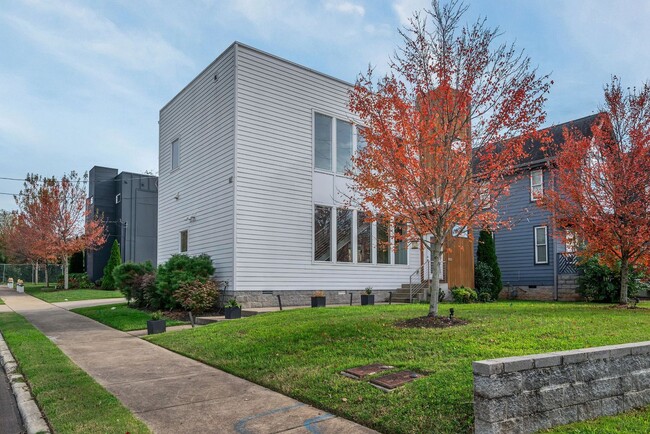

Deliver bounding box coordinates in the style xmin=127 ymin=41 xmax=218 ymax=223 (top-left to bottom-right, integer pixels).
xmin=233 ymin=44 xmax=422 ymax=291
xmin=158 ymin=44 xmax=236 ymax=284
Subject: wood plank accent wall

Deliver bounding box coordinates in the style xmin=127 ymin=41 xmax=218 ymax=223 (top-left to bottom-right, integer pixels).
xmin=446 ymin=232 xmax=475 ymax=289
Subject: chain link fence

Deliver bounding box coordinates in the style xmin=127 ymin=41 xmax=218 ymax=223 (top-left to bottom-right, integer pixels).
xmin=1 ymin=264 xmax=64 ymax=284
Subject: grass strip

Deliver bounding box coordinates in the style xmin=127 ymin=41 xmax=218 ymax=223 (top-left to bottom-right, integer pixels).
xmin=25 ymin=285 xmax=122 ymax=303
xmin=148 ymin=301 xmax=650 ymax=434
xmin=0 ymin=312 xmax=150 ymax=433
xmin=72 ymin=303 xmax=188 ymax=331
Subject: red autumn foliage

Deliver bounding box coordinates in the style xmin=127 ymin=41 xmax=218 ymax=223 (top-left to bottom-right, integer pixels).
xmin=348 ymin=1 xmax=551 ymax=316
xmin=11 ymin=172 xmax=107 ymax=289
xmin=541 ymin=77 xmax=650 ymax=303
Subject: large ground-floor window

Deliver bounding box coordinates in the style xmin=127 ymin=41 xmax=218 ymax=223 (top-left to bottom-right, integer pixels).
xmin=314 ymin=206 xmax=407 ymax=265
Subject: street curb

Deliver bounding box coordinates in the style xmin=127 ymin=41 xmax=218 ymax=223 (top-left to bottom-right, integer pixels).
xmin=0 ymin=332 xmax=51 ymax=434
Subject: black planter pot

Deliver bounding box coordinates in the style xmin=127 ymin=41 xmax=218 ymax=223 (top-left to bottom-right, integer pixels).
xmin=361 ymin=294 xmax=375 ymax=306
xmin=225 ymin=306 xmax=242 ymax=319
xmin=311 ymin=296 xmax=326 ymax=308
xmin=147 ymin=319 xmax=166 ymax=335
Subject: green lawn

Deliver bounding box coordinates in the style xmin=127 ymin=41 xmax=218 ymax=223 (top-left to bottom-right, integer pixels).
xmin=72 ymin=303 xmax=189 ymax=331
xmin=147 ymin=301 xmax=650 ymax=434
xmin=24 ymin=283 xmax=122 ymax=303
xmin=0 ymin=312 xmax=150 ymax=433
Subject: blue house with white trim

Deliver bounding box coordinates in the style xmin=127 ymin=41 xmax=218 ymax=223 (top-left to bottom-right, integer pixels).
xmin=488 ymin=114 xmax=597 ymax=301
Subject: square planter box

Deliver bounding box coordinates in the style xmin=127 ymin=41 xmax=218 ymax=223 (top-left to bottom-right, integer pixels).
xmin=7 ymin=282 xmax=13 ymax=289
xmin=147 ymin=319 xmax=166 ymax=335
xmin=311 ymin=296 xmax=326 ymax=308
xmin=224 ymin=306 xmax=241 ymax=319
xmin=16 ymin=284 xmax=24 ymax=294
xmin=361 ymin=294 xmax=375 ymax=305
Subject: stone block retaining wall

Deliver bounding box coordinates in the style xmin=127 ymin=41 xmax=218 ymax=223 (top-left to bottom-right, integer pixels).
xmin=473 ymin=341 xmax=650 ymax=433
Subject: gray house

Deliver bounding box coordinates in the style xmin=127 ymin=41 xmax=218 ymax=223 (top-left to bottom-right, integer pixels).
xmin=489 ymin=114 xmax=597 ymax=301
xmin=86 ymin=166 xmax=158 ymax=281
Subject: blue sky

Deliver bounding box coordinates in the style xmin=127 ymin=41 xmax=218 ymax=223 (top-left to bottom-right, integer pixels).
xmin=1 ymin=0 xmax=649 ymax=210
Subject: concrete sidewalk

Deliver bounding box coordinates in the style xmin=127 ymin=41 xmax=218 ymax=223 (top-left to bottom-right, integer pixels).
xmin=53 ymin=297 xmax=127 ymax=310
xmin=0 ymin=288 xmax=376 ymax=434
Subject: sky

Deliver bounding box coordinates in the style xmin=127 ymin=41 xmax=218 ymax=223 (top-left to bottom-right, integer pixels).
xmin=1 ymin=0 xmax=649 ymax=210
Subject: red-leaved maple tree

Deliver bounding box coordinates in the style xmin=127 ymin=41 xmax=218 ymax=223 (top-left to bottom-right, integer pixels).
xmin=541 ymin=77 xmax=650 ymax=304
xmin=348 ymin=0 xmax=551 ymax=316
xmin=14 ymin=172 xmax=106 ymax=289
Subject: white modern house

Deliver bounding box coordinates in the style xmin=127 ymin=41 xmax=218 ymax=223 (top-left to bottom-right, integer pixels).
xmin=158 ymin=42 xmax=449 ymax=307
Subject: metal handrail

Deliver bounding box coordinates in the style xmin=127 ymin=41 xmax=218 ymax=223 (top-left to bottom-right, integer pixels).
xmin=409 ymin=259 xmax=431 ymax=303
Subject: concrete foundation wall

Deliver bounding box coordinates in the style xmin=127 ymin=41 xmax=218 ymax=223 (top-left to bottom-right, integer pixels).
xmin=473 ymin=342 xmax=650 ymax=433
xmin=498 ymin=275 xmax=582 ymax=302
xmin=225 ymin=289 xmax=395 ymax=308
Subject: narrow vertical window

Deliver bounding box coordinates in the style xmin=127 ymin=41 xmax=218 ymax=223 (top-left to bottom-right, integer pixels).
xmin=356 ymin=127 xmax=367 ymax=154
xmin=530 ymin=169 xmax=543 ymax=201
xmin=314 ymin=205 xmax=332 ymax=261
xmin=180 ymin=230 xmax=188 ymax=253
xmin=315 ymin=113 xmax=332 ymax=171
xmin=376 ymin=220 xmax=390 ymax=264
xmin=394 ymin=223 xmax=408 ymax=265
xmin=336 ymin=208 xmax=353 ymax=262
xmin=534 ymin=226 xmax=548 ymax=264
xmin=172 ymin=139 xmax=180 ymax=170
xmin=336 ymin=120 xmax=353 ymax=174
xmin=357 ymin=211 xmax=371 ymax=263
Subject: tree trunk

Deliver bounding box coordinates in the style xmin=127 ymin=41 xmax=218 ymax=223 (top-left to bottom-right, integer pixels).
xmin=620 ymin=256 xmax=629 ymax=304
xmin=45 ymin=262 xmax=49 ymax=288
xmin=428 ymin=240 xmax=443 ymax=317
xmin=35 ymin=260 xmax=39 ymax=285
xmin=63 ymin=256 xmax=69 ymax=290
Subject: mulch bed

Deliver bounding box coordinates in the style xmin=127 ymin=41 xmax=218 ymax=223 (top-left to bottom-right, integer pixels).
xmin=395 ymin=315 xmax=468 ymax=329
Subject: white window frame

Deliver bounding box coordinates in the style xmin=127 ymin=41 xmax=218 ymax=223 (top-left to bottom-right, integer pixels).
xmin=530 ymin=169 xmax=544 ymax=201
xmin=179 ymin=229 xmax=188 ymax=253
xmin=452 ymin=224 xmax=469 ymax=238
xmin=313 ymin=111 xmax=361 ymax=178
xmin=115 ymin=193 xmax=121 ymax=204
xmin=534 ymin=225 xmax=548 ymax=264
xmin=171 ymin=139 xmax=180 ymax=171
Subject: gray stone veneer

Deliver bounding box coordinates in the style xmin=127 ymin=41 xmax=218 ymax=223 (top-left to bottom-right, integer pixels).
xmin=224 ymin=290 xmax=395 ymax=308
xmin=473 ymin=341 xmax=650 ymax=433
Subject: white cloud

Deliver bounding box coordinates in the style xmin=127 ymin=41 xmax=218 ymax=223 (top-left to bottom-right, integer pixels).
xmin=325 ymin=1 xmax=365 ymax=16
xmin=392 ymin=0 xmax=430 ymax=25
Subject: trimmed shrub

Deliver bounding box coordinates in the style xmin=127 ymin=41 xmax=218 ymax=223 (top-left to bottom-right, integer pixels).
xmin=112 ymin=262 xmax=154 ymax=307
xmin=139 ymin=273 xmax=158 ymax=308
xmin=474 ymin=261 xmax=494 ymax=301
xmin=173 ymin=279 xmax=220 ymax=315
xmin=155 ymin=254 xmax=215 ymax=310
xmin=577 ymin=256 xmax=644 ymax=303
xmin=476 ymin=230 xmax=502 ymax=300
xmin=56 ymin=273 xmax=92 ymax=289
xmin=451 ymin=286 xmax=477 ymax=303
xmin=101 ymin=240 xmax=122 ymax=290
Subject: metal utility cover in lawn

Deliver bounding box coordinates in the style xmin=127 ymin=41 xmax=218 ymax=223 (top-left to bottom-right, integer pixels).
xmin=370 ymin=371 xmax=421 ymax=392
xmin=340 ymin=364 xmax=394 ymax=380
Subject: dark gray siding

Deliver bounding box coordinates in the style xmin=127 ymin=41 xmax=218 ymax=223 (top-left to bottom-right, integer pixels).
xmin=87 ymin=166 xmax=118 ymax=281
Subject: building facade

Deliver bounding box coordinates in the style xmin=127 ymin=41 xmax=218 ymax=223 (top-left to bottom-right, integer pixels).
xmin=489 ymin=115 xmax=597 ymax=301
xmin=86 ymin=166 xmax=158 ymax=281
xmin=158 ymin=42 xmax=474 ymax=307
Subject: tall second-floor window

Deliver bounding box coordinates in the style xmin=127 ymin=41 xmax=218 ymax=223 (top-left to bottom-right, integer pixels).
xmin=534 ymin=226 xmax=548 ymax=264
xmin=530 ymin=169 xmax=544 ymax=201
xmin=336 ymin=120 xmax=353 ymax=174
xmin=315 ymin=114 xmax=332 ymax=171
xmin=172 ymin=139 xmax=180 ymax=170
